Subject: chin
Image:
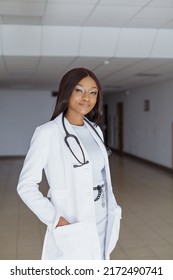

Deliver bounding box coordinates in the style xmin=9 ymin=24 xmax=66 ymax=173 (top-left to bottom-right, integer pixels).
xmin=78 ymin=108 xmax=90 ymax=115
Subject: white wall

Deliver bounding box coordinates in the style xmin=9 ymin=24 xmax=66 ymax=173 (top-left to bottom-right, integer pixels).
xmin=1 ymin=80 xmax=173 ymax=168
xmin=104 ymin=79 xmax=173 ymax=168
xmin=0 ymin=89 xmax=55 ymax=155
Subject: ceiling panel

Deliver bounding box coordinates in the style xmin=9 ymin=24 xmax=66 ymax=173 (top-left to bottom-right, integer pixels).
xmin=36 ymin=57 xmax=76 ymax=78
xmin=47 ymin=0 xmax=98 ymax=3
xmin=99 ymin=0 xmax=151 ymax=5
xmin=116 ymin=29 xmax=157 ymax=58
xmin=64 ymin=57 xmax=106 ymax=73
xmin=94 ymin=58 xmax=141 ymax=79
xmin=99 ymin=57 xmax=173 ymax=91
xmin=4 ymin=56 xmax=40 ymax=73
xmin=2 ymin=15 xmax=42 ymax=25
xmin=79 ymin=27 xmax=120 ymax=57
xmin=150 ymin=61 xmax=173 ymax=75
xmin=124 ymin=20 xmax=167 ymax=29
xmin=163 ymin=20 xmax=173 ymax=29
xmin=3 ymin=0 xmax=45 ymax=3
xmin=45 ymin=3 xmax=94 ymax=17
xmin=42 ymin=16 xmax=84 ymax=26
xmin=85 ymin=6 xmax=142 ymax=27
xmin=10 ymin=75 xmax=34 ymax=89
xmin=33 ymin=76 xmax=60 ymax=90
xmin=41 ymin=26 xmax=80 ymax=56
xmin=2 ymin=25 xmax=41 ymax=56
xmin=149 ymin=0 xmax=173 ymax=7
xmin=123 ymin=58 xmax=172 ymax=72
xmin=132 ymin=7 xmax=173 ymax=22
xmin=0 ymin=1 xmax=45 ymax=16
xmin=0 ymin=0 xmax=173 ymax=91
xmin=43 ymin=3 xmax=95 ymax=26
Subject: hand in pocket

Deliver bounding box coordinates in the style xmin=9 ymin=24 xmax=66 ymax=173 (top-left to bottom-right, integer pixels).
xmin=56 ymin=216 xmax=70 ymax=227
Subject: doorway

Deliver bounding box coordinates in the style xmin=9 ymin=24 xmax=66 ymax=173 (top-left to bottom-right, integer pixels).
xmin=172 ymin=123 xmax=173 ymax=169
xmin=103 ymin=104 xmax=108 ymax=145
xmin=117 ymin=102 xmax=124 ymax=153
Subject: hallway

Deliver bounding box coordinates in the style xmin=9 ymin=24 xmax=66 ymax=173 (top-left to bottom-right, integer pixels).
xmin=0 ymin=153 xmax=173 ymax=260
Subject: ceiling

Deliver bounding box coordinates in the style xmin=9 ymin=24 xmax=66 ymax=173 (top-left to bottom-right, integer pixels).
xmin=0 ymin=0 xmax=173 ymax=93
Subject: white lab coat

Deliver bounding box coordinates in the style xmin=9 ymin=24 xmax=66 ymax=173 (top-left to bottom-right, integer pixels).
xmin=17 ymin=113 xmax=121 ymax=260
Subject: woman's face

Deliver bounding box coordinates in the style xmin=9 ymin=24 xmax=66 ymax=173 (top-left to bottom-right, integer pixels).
xmin=67 ymin=76 xmax=98 ymax=120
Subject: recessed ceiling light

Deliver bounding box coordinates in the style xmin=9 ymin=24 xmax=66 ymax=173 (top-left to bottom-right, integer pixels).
xmin=104 ymin=60 xmax=110 ymax=65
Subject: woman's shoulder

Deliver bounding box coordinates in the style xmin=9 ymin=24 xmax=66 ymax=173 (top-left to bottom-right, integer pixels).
xmin=38 ymin=113 xmax=62 ymax=130
xmin=31 ymin=120 xmax=59 ymax=144
xmin=34 ymin=114 xmax=62 ymax=138
xmin=39 ymin=119 xmax=55 ymax=128
xmin=36 ymin=120 xmax=56 ymax=133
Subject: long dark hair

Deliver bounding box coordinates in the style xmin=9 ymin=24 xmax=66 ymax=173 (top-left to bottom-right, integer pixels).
xmin=50 ymin=67 xmax=102 ymax=124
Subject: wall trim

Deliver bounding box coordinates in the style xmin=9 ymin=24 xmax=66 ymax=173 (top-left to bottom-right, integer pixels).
xmin=114 ymin=149 xmax=173 ymax=175
xmin=0 ymin=156 xmax=25 ymax=160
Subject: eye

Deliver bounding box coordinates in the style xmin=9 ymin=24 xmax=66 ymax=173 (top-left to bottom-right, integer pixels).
xmin=90 ymin=91 xmax=98 ymax=95
xmin=75 ymin=88 xmax=83 ymax=93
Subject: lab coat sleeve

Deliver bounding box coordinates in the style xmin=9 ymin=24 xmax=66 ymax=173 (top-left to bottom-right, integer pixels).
xmin=17 ymin=126 xmax=56 ymax=229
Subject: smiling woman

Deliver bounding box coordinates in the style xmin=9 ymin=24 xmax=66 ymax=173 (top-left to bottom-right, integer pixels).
xmin=17 ymin=67 xmax=121 ymax=260
xmin=66 ymin=76 xmax=98 ymax=126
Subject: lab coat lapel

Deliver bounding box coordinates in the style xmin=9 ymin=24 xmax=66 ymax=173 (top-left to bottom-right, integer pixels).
xmin=84 ymin=119 xmax=108 ymax=160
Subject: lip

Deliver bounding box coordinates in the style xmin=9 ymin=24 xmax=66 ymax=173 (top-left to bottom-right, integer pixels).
xmin=79 ymin=103 xmax=90 ymax=108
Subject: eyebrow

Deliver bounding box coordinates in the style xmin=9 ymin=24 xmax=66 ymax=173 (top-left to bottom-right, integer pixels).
xmin=77 ymin=83 xmax=98 ymax=89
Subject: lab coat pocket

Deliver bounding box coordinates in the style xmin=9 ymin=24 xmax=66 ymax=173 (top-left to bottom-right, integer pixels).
xmin=108 ymin=204 xmax=122 ymax=254
xmin=52 ymin=221 xmax=91 ymax=260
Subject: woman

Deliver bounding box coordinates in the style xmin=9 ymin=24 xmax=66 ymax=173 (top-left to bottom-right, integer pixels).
xmin=17 ymin=67 xmax=121 ymax=260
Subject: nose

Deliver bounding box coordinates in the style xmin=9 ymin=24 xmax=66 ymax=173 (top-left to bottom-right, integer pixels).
xmin=82 ymin=91 xmax=89 ymax=101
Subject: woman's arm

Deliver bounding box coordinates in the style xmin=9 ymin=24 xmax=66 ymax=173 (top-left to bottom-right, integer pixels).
xmin=17 ymin=126 xmax=57 ymax=230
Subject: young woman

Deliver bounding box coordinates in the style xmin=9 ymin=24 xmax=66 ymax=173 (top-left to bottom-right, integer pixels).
xmin=17 ymin=67 xmax=121 ymax=260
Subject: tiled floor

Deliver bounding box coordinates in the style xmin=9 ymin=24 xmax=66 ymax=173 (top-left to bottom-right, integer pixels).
xmin=0 ymin=153 xmax=173 ymax=260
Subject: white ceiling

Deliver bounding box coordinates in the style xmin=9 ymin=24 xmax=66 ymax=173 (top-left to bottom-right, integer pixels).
xmin=0 ymin=0 xmax=173 ymax=93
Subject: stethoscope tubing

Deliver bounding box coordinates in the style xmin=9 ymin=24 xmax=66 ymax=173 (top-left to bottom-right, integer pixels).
xmin=62 ymin=114 xmax=89 ymax=168
xmin=62 ymin=113 xmax=111 ymax=167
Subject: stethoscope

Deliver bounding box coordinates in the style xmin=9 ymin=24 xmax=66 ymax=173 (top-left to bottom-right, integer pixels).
xmin=62 ymin=114 xmax=111 ymax=205
xmin=62 ymin=114 xmax=89 ymax=168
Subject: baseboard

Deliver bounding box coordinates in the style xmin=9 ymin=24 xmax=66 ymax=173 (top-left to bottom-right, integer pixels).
xmin=0 ymin=155 xmax=25 ymax=160
xmin=113 ymin=149 xmax=173 ymax=175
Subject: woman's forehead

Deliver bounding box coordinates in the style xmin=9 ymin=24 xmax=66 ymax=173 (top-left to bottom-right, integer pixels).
xmin=77 ymin=76 xmax=98 ymax=88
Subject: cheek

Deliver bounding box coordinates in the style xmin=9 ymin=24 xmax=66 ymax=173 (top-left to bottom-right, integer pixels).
xmin=91 ymin=96 xmax=98 ymax=106
xmin=69 ymin=94 xmax=80 ymax=104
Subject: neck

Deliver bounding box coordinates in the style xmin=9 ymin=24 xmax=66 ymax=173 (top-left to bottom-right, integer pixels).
xmin=65 ymin=112 xmax=84 ymax=126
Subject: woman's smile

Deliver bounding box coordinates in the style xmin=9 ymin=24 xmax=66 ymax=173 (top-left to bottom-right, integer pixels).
xmin=79 ymin=102 xmax=90 ymax=108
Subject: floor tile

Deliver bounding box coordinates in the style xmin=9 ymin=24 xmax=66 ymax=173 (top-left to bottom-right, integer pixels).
xmin=0 ymin=155 xmax=173 ymax=260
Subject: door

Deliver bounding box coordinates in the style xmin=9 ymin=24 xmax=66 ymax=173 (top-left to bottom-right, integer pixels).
xmin=103 ymin=104 xmax=108 ymax=145
xmin=117 ymin=102 xmax=124 ymax=153
xmin=172 ymin=123 xmax=173 ymax=169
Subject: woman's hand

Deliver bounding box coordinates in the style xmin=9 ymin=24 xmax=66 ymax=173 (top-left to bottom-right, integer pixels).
xmin=56 ymin=216 xmax=70 ymax=227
